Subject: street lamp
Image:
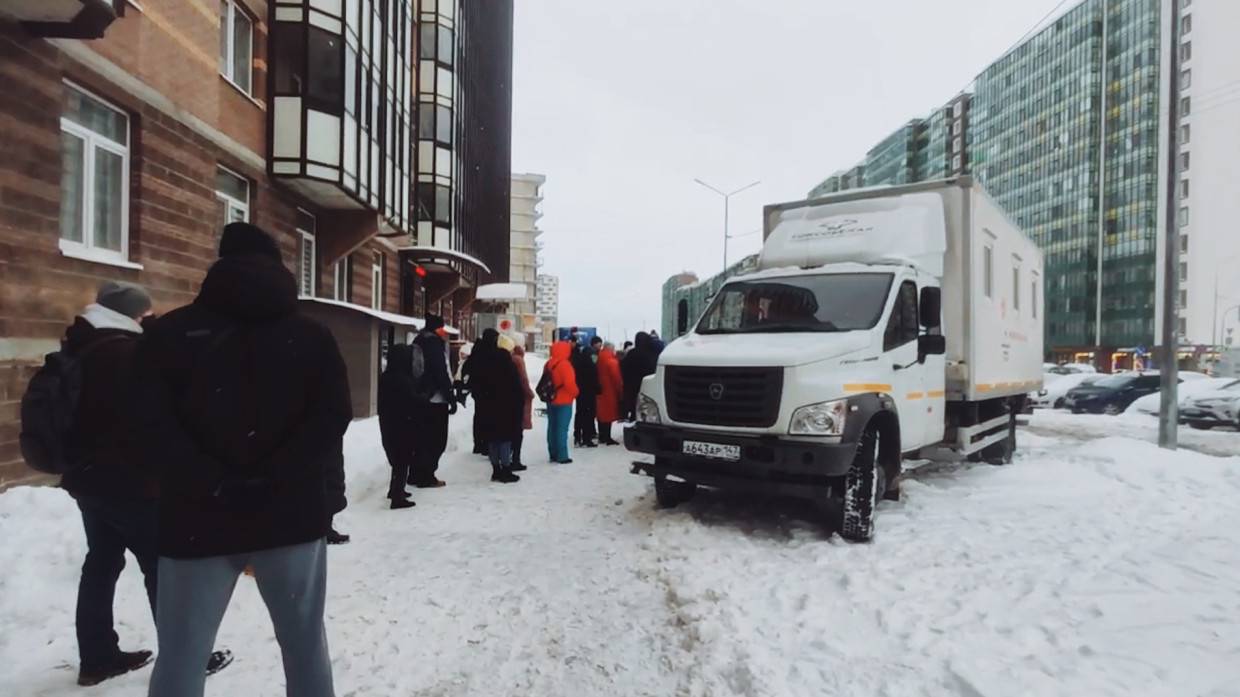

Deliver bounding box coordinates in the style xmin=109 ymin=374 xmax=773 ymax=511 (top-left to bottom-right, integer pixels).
xmin=1211 ymin=253 xmax=1240 ymax=346
xmin=694 ymin=178 xmax=761 ymax=271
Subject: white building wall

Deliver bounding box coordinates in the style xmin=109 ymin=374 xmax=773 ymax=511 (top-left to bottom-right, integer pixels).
xmin=1178 ymin=0 xmax=1240 ymax=347
xmin=509 ymin=173 xmax=546 ymax=320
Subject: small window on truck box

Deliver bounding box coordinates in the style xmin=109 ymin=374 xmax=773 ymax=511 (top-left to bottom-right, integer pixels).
xmin=1012 ymin=261 xmax=1021 ymax=313
xmin=983 ymin=245 xmax=994 ymax=299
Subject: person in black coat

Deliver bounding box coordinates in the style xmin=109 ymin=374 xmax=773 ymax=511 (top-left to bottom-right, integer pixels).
xmin=410 ymin=314 xmax=456 ymax=488
xmin=621 ymin=332 xmax=660 ymax=421
xmin=466 ymin=329 xmax=523 ymax=483
xmin=137 ymin=222 xmax=351 ymax=697
xmin=378 ymin=344 xmax=419 ymax=509
xmin=572 ymin=337 xmax=601 ymax=446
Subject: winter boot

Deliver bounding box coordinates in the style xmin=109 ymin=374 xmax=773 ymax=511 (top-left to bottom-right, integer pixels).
xmin=206 ymin=650 xmax=234 ymax=677
xmin=390 ymin=498 xmax=417 ymax=510
xmin=78 ymin=650 xmax=153 ymax=686
xmin=326 ymin=529 xmax=350 ymax=545
xmin=510 ymin=462 xmax=528 ymax=472
xmin=491 ymin=468 xmax=520 ymax=483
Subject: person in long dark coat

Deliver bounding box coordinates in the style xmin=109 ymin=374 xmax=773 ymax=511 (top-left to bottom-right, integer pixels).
xmin=468 ymin=329 xmax=523 ymax=483
xmin=377 ymin=344 xmax=419 ymax=510
xmin=621 ymin=332 xmax=660 ymax=421
xmin=572 ymin=337 xmax=601 ymax=446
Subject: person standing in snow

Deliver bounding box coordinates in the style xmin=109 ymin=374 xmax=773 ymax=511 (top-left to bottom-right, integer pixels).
xmin=572 ymin=336 xmax=601 ymax=447
xmin=511 ymin=343 xmax=535 ymax=471
xmin=458 ymin=340 xmax=488 ymax=456
xmin=468 ymin=330 xmax=523 ymax=483
xmin=56 ymin=282 xmax=232 ymax=687
xmin=595 ymin=342 xmax=624 ymax=446
xmin=545 ymin=340 xmax=580 ymax=463
xmin=377 ymin=344 xmax=419 ymax=509
xmin=410 ymin=314 xmax=456 ymax=488
xmin=621 ymin=332 xmax=659 ymax=422
xmin=136 ymin=222 xmax=351 ymax=697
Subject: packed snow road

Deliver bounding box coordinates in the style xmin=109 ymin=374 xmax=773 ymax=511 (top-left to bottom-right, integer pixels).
xmin=3 ymin=411 xmax=1240 ymax=696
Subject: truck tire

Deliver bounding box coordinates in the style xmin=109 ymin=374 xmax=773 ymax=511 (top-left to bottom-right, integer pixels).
xmin=981 ymin=408 xmax=1016 ymax=465
xmin=839 ymin=426 xmax=886 ymax=543
xmin=654 ymin=475 xmax=696 ymax=509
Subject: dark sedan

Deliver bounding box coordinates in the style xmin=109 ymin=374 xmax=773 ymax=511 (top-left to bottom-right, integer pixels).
xmin=1063 ymin=373 xmax=1164 ymax=415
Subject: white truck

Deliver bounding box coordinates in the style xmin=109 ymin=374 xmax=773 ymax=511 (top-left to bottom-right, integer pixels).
xmin=626 ymin=177 xmax=1044 ymax=541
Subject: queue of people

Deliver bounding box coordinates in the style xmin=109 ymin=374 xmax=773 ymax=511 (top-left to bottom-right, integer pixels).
xmin=24 ymin=220 xmax=666 ymax=693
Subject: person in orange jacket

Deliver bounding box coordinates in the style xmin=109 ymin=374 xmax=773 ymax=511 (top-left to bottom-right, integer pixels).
xmin=545 ymin=340 xmax=579 ymax=463
xmin=595 ymin=342 xmax=624 ymax=445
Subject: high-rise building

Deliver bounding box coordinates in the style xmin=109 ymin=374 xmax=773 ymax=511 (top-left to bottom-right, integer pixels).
xmin=0 ymin=1 xmax=514 ymax=487
xmin=864 ymin=120 xmax=924 ymax=187
xmin=510 ymin=172 xmax=546 ymax=322
xmin=804 ymin=0 xmax=1240 ymax=364
xmin=536 ymin=273 xmax=560 ymax=336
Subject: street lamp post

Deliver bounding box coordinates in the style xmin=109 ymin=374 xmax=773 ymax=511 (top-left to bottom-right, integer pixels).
xmin=694 ymin=178 xmax=761 ymax=271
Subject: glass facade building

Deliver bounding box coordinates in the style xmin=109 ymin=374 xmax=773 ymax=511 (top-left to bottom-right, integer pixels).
xmin=864 ymin=121 xmax=923 ymax=187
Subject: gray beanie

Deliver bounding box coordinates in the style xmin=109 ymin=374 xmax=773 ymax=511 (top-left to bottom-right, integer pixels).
xmin=96 ymin=281 xmax=152 ymax=319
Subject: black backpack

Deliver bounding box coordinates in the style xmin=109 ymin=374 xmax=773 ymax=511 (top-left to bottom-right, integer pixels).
xmin=536 ymin=365 xmax=557 ymax=404
xmin=19 ymin=337 xmax=124 ymax=475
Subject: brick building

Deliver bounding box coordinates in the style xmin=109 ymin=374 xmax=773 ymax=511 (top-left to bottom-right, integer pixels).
xmin=0 ymin=1 xmax=513 ymax=488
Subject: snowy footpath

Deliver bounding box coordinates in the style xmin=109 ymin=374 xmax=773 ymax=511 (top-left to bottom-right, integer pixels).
xmin=3 ymin=408 xmax=1240 ymax=696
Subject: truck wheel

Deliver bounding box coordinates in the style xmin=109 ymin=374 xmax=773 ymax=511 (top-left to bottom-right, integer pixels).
xmin=981 ymin=409 xmax=1017 ymax=465
xmin=839 ymin=426 xmax=885 ymax=543
xmin=654 ymin=476 xmax=696 ymax=508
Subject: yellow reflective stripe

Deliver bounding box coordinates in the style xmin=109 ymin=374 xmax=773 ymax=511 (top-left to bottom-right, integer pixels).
xmin=906 ymin=392 xmax=925 ymax=400
xmin=927 ymin=390 xmax=946 ymax=398
xmin=844 ymin=384 xmax=893 ymax=393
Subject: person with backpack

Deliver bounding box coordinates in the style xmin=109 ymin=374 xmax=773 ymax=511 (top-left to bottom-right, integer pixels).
xmin=378 ymin=344 xmax=419 ymax=509
xmin=134 ymin=222 xmax=351 ymax=697
xmin=20 ymin=282 xmax=233 ymax=686
xmin=542 ymin=340 xmax=580 ymax=464
xmin=410 ymin=314 xmax=456 ymax=488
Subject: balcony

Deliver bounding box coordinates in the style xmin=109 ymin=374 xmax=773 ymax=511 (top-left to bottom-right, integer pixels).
xmin=268 ymin=0 xmax=412 ymax=246
xmin=1 ymin=0 xmax=120 ymax=38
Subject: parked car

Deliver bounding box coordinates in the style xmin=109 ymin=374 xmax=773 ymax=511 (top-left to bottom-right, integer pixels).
xmin=1048 ymin=363 xmax=1098 ymax=375
xmin=1127 ymin=377 xmax=1236 ymax=416
xmin=1064 ymin=373 xmax=1165 ymax=415
xmin=1179 ymin=379 xmax=1240 ymax=429
xmin=1032 ymin=373 xmax=1101 ymax=409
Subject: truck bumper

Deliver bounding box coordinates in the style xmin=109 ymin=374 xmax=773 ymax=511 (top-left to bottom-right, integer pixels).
xmin=624 ymin=424 xmax=857 ymax=499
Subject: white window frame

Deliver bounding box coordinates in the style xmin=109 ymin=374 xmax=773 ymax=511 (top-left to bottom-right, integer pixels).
xmin=215 ymin=165 xmax=250 ymax=223
xmin=220 ymin=0 xmax=254 ymax=95
xmin=371 ymin=252 xmax=384 ymax=311
xmin=334 ymin=257 xmax=350 ymax=302
xmin=298 ymin=212 xmax=316 ymax=297
xmin=59 ymin=82 xmax=132 ymax=267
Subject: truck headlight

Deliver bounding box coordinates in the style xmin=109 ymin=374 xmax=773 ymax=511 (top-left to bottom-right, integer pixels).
xmin=790 ymin=399 xmax=848 ymax=436
xmin=637 ymin=394 xmax=662 ymax=424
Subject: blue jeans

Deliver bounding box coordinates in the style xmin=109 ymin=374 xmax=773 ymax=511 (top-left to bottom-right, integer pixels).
xmin=546 ymin=404 xmax=573 ymax=462
xmin=488 ymin=441 xmax=513 ymax=468
xmin=148 ymin=540 xmax=333 ymax=697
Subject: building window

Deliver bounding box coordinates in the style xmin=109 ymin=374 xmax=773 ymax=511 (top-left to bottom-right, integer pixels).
xmin=371 ymin=252 xmax=384 ymax=310
xmin=1180 ymin=124 xmax=1190 ymax=144
xmin=1181 ymin=69 xmax=1191 ymax=89
xmin=334 ymin=256 xmax=352 ymax=302
xmin=983 ymin=244 xmax=994 ymax=299
xmin=952 ymin=154 xmax=962 ymax=171
xmin=297 ymin=210 xmax=316 ymax=296
xmin=219 ymin=0 xmax=254 ymax=95
xmin=1181 ymin=41 xmax=1192 ymax=62
xmin=1182 ymin=14 xmax=1191 ymax=34
xmin=1181 ymin=96 xmax=1191 ymax=116
xmin=60 ymin=83 xmax=129 ymax=263
xmin=1180 ymin=261 xmax=1189 ymax=281
xmin=215 ymin=166 xmax=249 ymax=224
xmin=1181 ymin=235 xmax=1189 ymax=255
xmin=1179 ymin=289 xmax=1188 ymax=308
xmin=1181 ymin=152 xmax=1190 ymax=171
xmin=306 ymin=28 xmax=344 ymax=112
xmin=1181 ymin=178 xmax=1190 ymax=199
xmin=1178 ymin=318 xmax=1187 ymax=337
xmin=1179 ymin=206 xmax=1190 ymax=227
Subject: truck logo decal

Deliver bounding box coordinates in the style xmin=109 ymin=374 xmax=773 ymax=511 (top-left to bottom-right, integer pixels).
xmin=791 ymin=218 xmax=876 ymax=242
xmin=709 ymin=383 xmax=725 ymax=401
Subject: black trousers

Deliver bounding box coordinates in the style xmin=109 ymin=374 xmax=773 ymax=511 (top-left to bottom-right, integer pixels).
xmin=385 ymin=444 xmax=413 ymax=500
xmin=574 ymin=396 xmax=598 ymax=442
xmin=412 ymin=403 xmax=450 ymax=484
xmin=513 ymin=431 xmax=525 ymax=465
xmin=74 ymin=495 xmax=159 ymax=669
xmin=597 ymin=420 xmax=616 ymax=443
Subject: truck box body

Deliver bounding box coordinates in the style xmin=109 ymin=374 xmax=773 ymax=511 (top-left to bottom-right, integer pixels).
xmin=761 ymin=177 xmax=1044 ymax=402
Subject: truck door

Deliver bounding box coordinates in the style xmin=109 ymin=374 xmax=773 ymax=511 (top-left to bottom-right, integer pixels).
xmin=883 ymin=280 xmax=927 ymax=451
xmin=918 ymin=275 xmax=946 ymax=447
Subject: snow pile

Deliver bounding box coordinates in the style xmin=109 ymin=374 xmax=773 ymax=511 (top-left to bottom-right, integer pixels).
xmin=4 ymin=415 xmax=1240 ymax=696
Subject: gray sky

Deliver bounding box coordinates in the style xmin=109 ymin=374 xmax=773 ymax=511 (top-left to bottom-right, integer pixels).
xmin=511 ymin=0 xmax=1067 ymax=340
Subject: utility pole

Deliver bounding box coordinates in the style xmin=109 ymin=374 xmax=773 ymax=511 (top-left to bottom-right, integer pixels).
xmin=1159 ymin=0 xmax=1182 ymax=450
xmin=694 ymin=178 xmax=761 ymax=271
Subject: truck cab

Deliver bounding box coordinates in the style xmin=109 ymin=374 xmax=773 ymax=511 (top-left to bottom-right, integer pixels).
xmin=626 ymin=178 xmax=1042 ymax=541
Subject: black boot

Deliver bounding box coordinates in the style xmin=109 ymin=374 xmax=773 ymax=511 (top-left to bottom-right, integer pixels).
xmin=78 ymin=650 xmax=153 ymax=686
xmin=491 ymin=467 xmax=520 ymax=483
xmin=390 ymin=498 xmax=416 ymax=510
xmin=510 ymin=462 xmax=528 ymax=472
xmin=326 ymin=529 xmax=351 ymax=545
xmin=206 ymin=649 xmax=234 ymax=676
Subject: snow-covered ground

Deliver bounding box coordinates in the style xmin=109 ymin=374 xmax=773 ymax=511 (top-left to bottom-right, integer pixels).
xmin=4 ymin=401 xmax=1240 ymax=695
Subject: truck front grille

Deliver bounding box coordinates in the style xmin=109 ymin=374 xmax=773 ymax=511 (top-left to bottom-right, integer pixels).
xmin=664 ymin=366 xmax=783 ymax=428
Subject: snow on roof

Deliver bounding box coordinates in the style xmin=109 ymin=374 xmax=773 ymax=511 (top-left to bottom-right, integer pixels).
xmin=299 ymin=298 xmax=461 ymax=335
xmin=475 ymin=283 xmax=530 ymax=301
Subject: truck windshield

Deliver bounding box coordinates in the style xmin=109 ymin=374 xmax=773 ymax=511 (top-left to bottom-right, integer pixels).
xmin=697 ymin=273 xmax=894 ymax=334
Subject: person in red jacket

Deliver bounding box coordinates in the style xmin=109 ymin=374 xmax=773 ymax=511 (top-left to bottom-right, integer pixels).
xmin=545 ymin=341 xmax=579 ymax=463
xmin=595 ymin=342 xmax=624 ymax=445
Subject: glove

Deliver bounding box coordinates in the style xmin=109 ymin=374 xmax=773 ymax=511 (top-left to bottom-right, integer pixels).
xmin=215 ymin=477 xmax=276 ymax=511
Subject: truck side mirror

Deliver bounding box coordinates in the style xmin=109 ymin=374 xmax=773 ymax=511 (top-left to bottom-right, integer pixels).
xmin=919 ymin=335 xmax=946 ymax=357
xmin=920 ymin=287 xmax=942 ymax=329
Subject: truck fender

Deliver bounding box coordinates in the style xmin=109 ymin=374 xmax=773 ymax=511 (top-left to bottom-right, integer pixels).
xmin=844 ymin=394 xmax=902 ymax=497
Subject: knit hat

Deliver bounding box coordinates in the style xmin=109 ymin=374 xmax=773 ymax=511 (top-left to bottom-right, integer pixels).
xmin=424 ymin=314 xmax=445 ymax=331
xmin=96 ymin=281 xmax=152 ymax=319
xmin=219 ymin=222 xmax=282 ymax=261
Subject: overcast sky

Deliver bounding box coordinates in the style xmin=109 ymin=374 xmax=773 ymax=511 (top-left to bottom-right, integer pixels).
xmin=510 ymin=0 xmax=1067 ymax=340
